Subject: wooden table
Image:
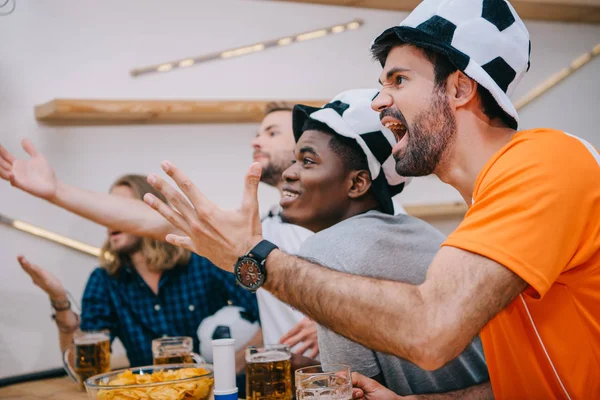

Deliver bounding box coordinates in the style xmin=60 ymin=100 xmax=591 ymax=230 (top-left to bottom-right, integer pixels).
xmin=0 ymin=376 xmax=87 ymax=400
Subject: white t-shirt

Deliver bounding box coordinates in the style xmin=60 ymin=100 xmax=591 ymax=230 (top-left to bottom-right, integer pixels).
xmin=259 ymin=206 xmax=313 ymax=346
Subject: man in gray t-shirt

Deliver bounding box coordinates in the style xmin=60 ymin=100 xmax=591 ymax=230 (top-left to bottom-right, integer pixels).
xmin=299 ymin=210 xmax=488 ymax=394
xmin=275 ymin=89 xmax=490 ymax=397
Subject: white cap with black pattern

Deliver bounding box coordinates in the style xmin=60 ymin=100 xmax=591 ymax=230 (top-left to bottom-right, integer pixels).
xmin=372 ymin=0 xmax=530 ymax=129
xmin=292 ymin=88 xmax=409 ymax=215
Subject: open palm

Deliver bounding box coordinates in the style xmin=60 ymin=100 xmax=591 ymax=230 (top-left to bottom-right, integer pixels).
xmin=0 ymin=139 xmax=58 ymax=200
xmin=18 ymin=255 xmax=66 ymax=299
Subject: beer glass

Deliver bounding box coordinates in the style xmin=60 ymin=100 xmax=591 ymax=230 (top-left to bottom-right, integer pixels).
xmin=152 ymin=336 xmax=205 ymax=365
xmin=63 ymin=329 xmax=111 ymax=390
xmin=295 ymin=364 xmax=352 ymax=400
xmin=246 ymin=344 xmax=292 ymax=400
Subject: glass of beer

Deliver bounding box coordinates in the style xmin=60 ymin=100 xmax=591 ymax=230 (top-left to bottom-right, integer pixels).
xmin=152 ymin=336 xmax=205 ymax=365
xmin=295 ymin=364 xmax=352 ymax=400
xmin=62 ymin=329 xmax=111 ymax=390
xmin=246 ymin=344 xmax=292 ymax=400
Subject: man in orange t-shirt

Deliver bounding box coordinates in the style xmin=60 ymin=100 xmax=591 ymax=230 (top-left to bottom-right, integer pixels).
xmin=38 ymin=0 xmax=596 ymax=398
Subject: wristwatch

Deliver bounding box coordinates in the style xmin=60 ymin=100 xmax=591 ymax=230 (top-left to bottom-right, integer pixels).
xmin=234 ymin=240 xmax=278 ymax=292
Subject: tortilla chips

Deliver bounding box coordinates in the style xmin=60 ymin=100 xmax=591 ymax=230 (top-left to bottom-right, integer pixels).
xmin=95 ymin=367 xmax=213 ymax=400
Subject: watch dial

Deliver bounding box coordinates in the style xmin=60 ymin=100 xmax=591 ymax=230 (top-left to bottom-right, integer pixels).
xmin=236 ymin=258 xmax=263 ymax=289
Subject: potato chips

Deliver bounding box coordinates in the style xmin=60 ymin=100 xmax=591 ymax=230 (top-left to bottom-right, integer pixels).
xmin=94 ymin=367 xmax=213 ymax=400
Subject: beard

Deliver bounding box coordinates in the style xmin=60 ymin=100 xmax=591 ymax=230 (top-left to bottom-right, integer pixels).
xmin=391 ymin=88 xmax=457 ymax=177
xmin=260 ymin=151 xmax=292 ymax=187
xmin=112 ymin=236 xmax=143 ymax=257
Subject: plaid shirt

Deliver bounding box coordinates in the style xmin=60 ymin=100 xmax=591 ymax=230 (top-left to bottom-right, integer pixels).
xmin=79 ymin=253 xmax=259 ymax=367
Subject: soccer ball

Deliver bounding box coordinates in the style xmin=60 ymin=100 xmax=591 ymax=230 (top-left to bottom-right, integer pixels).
xmin=197 ymin=305 xmax=260 ymax=363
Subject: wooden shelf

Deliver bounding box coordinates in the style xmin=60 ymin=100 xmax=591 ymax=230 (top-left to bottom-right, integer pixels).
xmin=278 ymin=0 xmax=600 ymax=24
xmin=404 ymin=202 xmax=468 ymax=219
xmin=35 ymin=99 xmax=328 ymax=125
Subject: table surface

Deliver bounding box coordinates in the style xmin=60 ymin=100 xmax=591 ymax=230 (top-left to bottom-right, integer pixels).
xmin=0 ymin=376 xmax=88 ymax=400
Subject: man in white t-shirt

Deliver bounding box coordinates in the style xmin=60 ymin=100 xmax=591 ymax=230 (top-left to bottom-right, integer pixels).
xmin=251 ymin=102 xmax=318 ymax=357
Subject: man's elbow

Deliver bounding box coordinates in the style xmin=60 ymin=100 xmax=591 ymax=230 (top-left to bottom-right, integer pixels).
xmin=398 ymin=330 xmax=461 ymax=371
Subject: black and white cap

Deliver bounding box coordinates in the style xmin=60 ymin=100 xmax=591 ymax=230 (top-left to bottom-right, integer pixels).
xmin=293 ymin=88 xmax=409 ymax=215
xmin=372 ymin=0 xmax=530 ymax=129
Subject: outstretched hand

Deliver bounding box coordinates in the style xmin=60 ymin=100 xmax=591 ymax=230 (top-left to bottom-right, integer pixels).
xmin=143 ymin=161 xmax=264 ymax=271
xmin=0 ymin=139 xmax=58 ymax=201
xmin=18 ymin=255 xmax=67 ymax=300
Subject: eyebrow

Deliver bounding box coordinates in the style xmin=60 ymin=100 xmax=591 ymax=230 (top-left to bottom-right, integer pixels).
xmin=256 ymin=124 xmax=280 ymax=135
xmin=297 ymin=146 xmax=318 ymax=157
xmin=378 ymin=67 xmax=411 ymax=85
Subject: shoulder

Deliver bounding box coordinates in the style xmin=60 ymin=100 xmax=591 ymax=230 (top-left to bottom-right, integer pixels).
xmin=477 ymin=129 xmax=598 ymax=195
xmin=87 ymin=267 xmax=111 ymax=284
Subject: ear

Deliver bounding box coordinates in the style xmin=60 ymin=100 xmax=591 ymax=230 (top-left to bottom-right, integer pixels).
xmin=347 ymin=170 xmax=372 ymax=199
xmin=446 ymin=71 xmax=478 ymax=108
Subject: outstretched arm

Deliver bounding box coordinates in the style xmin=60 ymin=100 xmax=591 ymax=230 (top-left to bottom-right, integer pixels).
xmin=143 ymin=161 xmax=526 ymax=370
xmin=0 ymin=139 xmax=180 ymax=240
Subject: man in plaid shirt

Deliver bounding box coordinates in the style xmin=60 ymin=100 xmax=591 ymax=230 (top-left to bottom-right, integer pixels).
xmin=17 ymin=173 xmax=259 ymax=367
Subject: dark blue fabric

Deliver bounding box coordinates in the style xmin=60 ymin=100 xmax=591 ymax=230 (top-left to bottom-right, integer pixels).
xmin=79 ymin=253 xmax=259 ymax=367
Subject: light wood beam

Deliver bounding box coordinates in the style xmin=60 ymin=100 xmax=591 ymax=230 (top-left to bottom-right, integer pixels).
xmin=35 ymin=99 xmax=328 ymax=125
xmin=276 ymin=0 xmax=600 ymax=24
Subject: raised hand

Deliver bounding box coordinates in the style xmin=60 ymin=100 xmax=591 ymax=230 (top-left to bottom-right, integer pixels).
xmin=280 ymin=317 xmax=320 ymax=358
xmin=0 ymin=139 xmax=58 ymax=200
xmin=143 ymin=161 xmax=264 ymax=270
xmin=18 ymin=255 xmax=67 ymax=300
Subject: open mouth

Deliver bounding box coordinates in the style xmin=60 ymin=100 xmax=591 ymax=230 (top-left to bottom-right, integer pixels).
xmin=282 ymin=189 xmax=299 ymax=199
xmin=382 ymin=118 xmax=408 ymax=143
xmin=110 ymin=230 xmax=122 ymax=237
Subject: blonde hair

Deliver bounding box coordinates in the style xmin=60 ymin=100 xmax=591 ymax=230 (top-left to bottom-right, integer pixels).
xmin=264 ymin=101 xmax=295 ymax=117
xmin=99 ymin=174 xmax=191 ymax=275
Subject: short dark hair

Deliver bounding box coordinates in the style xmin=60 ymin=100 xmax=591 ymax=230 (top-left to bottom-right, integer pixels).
xmin=371 ymin=32 xmax=511 ymax=127
xmin=301 ymin=119 xmax=369 ymax=173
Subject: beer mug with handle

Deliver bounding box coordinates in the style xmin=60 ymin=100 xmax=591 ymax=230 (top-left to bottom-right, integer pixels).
xmin=152 ymin=336 xmax=206 ymax=365
xmin=246 ymin=344 xmax=292 ymax=400
xmin=63 ymin=329 xmax=111 ymax=390
xmin=296 ymin=364 xmax=352 ymax=400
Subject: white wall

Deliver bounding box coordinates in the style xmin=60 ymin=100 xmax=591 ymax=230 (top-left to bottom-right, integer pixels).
xmin=0 ymin=0 xmax=598 ymax=378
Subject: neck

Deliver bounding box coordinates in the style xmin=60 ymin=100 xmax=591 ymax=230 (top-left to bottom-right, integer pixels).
xmin=312 ymin=198 xmax=380 ymax=233
xmin=130 ymin=252 xmax=161 ymax=276
xmin=435 ymin=115 xmax=516 ymax=203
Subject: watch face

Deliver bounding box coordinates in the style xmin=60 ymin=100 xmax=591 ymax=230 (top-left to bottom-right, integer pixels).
xmin=235 ymin=257 xmax=265 ymax=291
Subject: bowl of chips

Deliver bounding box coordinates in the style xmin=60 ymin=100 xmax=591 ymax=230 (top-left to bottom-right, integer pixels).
xmin=84 ymin=363 xmax=214 ymax=400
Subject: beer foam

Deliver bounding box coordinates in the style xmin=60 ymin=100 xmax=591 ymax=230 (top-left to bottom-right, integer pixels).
xmin=247 ymin=350 xmax=290 ymax=363
xmin=74 ymin=333 xmax=109 ymax=345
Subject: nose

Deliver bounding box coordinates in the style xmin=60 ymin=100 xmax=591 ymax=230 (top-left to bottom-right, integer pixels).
xmin=371 ymin=90 xmax=394 ymax=112
xmin=282 ymin=162 xmax=299 ymax=182
xmin=251 ymin=135 xmax=261 ymax=150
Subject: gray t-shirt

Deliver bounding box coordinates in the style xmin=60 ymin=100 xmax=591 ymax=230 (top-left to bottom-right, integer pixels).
xmin=299 ymin=210 xmax=489 ymax=396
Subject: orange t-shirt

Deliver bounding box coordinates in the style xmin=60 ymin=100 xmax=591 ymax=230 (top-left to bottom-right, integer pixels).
xmin=443 ymin=129 xmax=600 ymax=399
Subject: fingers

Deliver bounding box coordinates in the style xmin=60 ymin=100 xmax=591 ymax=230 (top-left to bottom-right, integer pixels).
xmin=143 ymin=192 xmax=190 ymax=234
xmin=0 ymin=159 xmax=12 ymax=180
xmin=18 ymin=255 xmax=39 ymax=278
xmin=352 ymin=388 xmax=365 ymax=399
xmin=160 ymin=161 xmax=213 ymax=213
xmin=307 ymin=346 xmax=319 ymax=359
xmin=165 ymin=234 xmax=194 ymax=251
xmin=283 ymin=331 xmax=308 ymax=348
xmin=0 ymin=144 xmax=16 ymax=164
xmin=147 ymin=173 xmax=197 ymax=222
xmin=241 ymin=163 xmax=262 ymax=214
xmin=292 ymin=340 xmax=316 ymax=356
xmin=280 ymin=323 xmax=302 ymax=344
xmin=21 ymin=139 xmax=38 ymax=158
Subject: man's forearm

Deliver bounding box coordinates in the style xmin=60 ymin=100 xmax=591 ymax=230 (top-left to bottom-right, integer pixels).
xmin=53 ymin=308 xmax=80 ymax=353
xmin=51 ymin=181 xmax=177 ymax=241
xmin=263 ymin=250 xmax=430 ymax=367
xmin=235 ymin=329 xmax=263 ymax=374
xmin=409 ymin=382 xmax=493 ymax=400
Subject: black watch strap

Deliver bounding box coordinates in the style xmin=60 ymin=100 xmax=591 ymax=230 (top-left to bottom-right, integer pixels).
xmin=247 ymin=240 xmax=278 ymax=263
